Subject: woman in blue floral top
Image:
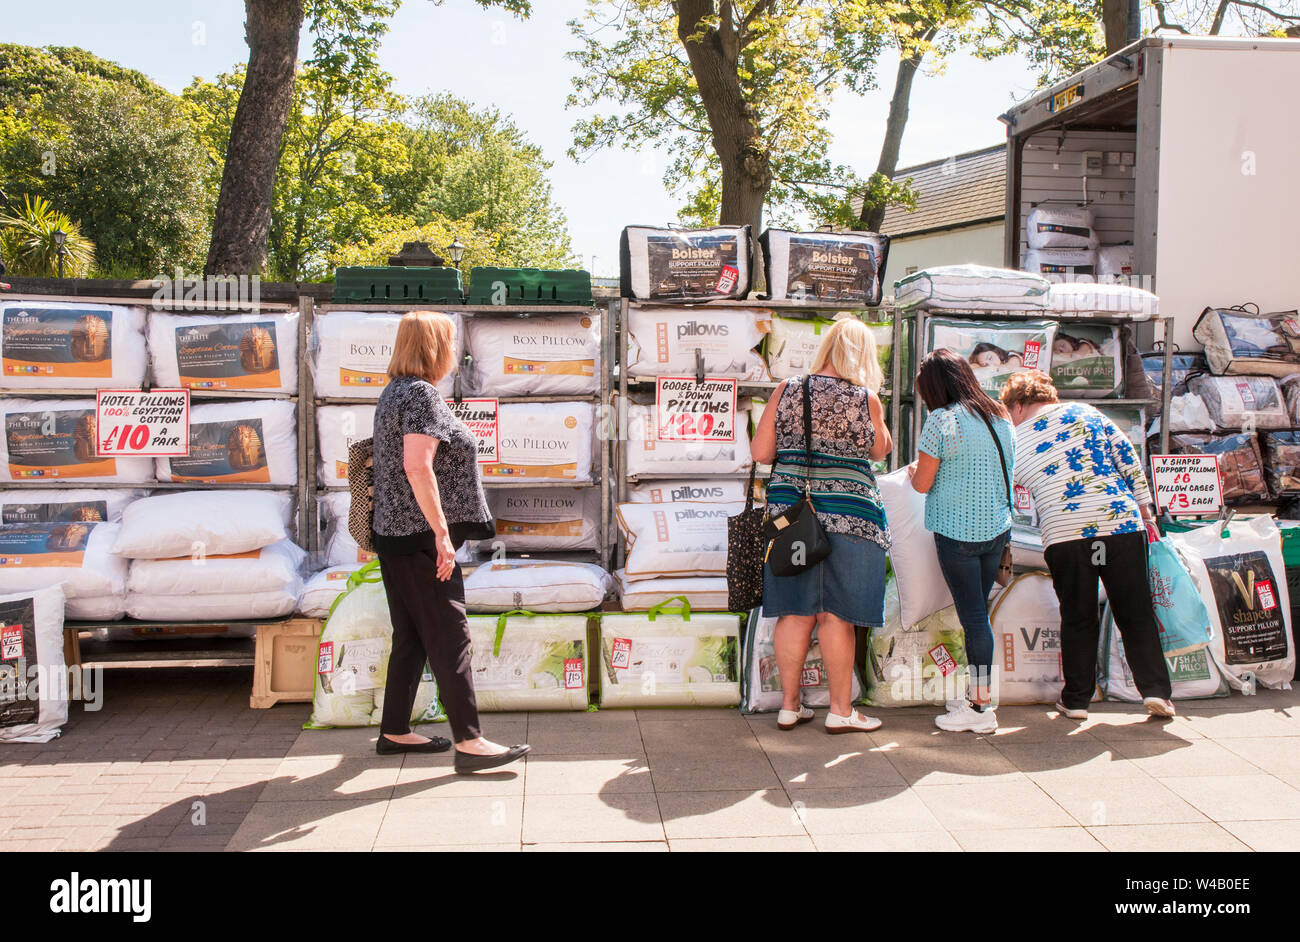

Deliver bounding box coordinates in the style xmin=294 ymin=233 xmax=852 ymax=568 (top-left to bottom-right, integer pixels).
xmin=1001 ymin=371 xmax=1174 ymax=721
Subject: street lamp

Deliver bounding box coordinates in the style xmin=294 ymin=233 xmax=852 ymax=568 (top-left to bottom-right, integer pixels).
xmin=446 ymin=236 xmax=466 ymax=270
xmin=52 ymin=228 xmax=67 ymax=279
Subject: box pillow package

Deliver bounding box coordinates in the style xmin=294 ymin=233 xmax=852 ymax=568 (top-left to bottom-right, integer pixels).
xmin=1164 ymin=433 xmax=1269 ymax=503
xmin=0 ymin=300 xmax=147 ymax=390
xmin=616 ymin=500 xmax=741 ymax=581
xmin=149 ymin=312 xmax=299 ymax=393
xmin=462 ymin=559 xmax=610 ymax=613
xmin=620 ymin=225 xmax=751 ymax=302
xmin=316 ymin=404 xmax=375 ymax=487
xmin=1168 ymin=515 xmax=1294 ymax=691
xmin=626 ymin=479 xmax=748 ymax=504
xmin=1022 ymin=247 xmax=1097 ymax=281
xmin=465 ymin=613 xmax=590 ymax=711
xmin=895 ymin=265 xmax=1051 ymax=311
xmin=598 ymin=610 xmax=741 ymax=708
xmin=156 ymin=399 xmax=297 ymax=485
xmin=1048 ymin=281 xmax=1159 ymax=319
xmin=112 ymin=490 xmax=294 ymax=559
xmin=0 ymin=584 xmax=67 ymax=743
xmin=465 ymin=313 xmax=600 ymax=396
xmin=0 ymin=399 xmax=154 ymax=483
xmin=1024 ymin=205 xmax=1098 ymax=250
xmin=481 ymin=402 xmax=595 ymax=483
xmin=1049 ymin=325 xmax=1122 ymax=398
xmin=298 ymin=565 xmax=363 ymax=618
xmin=0 ymin=521 xmax=127 ymax=600
xmin=311 ymin=311 xmax=460 ymax=399
xmin=923 ymin=319 xmax=1057 ymax=398
xmin=614 ymin=570 xmax=730 ymax=611
xmin=625 ymin=306 xmax=770 ymax=380
xmin=625 ymin=401 xmax=751 ymax=477
xmin=863 ymin=578 xmax=968 ymax=708
xmin=1188 ymin=375 xmax=1290 ymax=431
xmin=481 ymin=487 xmax=600 ymax=552
xmin=0 ymin=488 xmax=144 ymax=524
xmin=759 ymin=229 xmax=890 ymax=305
xmin=1193 ymin=305 xmax=1300 ymax=377
xmin=743 ymin=610 xmax=864 ymax=712
xmin=1097 ymin=244 xmax=1136 ymax=282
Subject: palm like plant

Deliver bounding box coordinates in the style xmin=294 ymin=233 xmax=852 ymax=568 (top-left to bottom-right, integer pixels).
xmin=0 ymin=195 xmax=96 ymax=278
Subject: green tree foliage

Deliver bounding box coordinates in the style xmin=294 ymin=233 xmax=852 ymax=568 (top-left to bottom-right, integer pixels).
xmin=0 ymin=194 xmax=96 ymax=278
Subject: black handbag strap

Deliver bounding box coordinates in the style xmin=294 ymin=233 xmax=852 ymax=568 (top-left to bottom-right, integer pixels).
xmin=744 ymin=461 xmax=758 ymax=512
xmin=977 ymin=407 xmax=1012 ymax=510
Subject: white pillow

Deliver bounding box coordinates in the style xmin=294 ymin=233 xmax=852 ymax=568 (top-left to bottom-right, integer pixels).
xmin=155 ymin=399 xmax=298 ymax=485
xmin=128 ymin=538 xmax=306 ymax=596
xmin=298 ymin=565 xmax=363 ymax=618
xmin=311 ymin=311 xmax=460 ymax=399
xmin=463 ymin=559 xmax=610 ymax=613
xmin=112 ymin=490 xmax=294 ymax=559
xmin=614 ymin=570 xmax=730 ymax=611
xmin=616 ymin=500 xmax=740 ymax=581
xmin=0 ymin=300 xmax=147 ymax=390
xmin=0 ymin=399 xmax=154 ymax=483
xmin=876 ymin=469 xmax=953 ymax=629
xmin=148 ymin=311 xmax=298 ymax=393
xmin=625 ymin=306 xmax=770 ymax=380
xmin=626 ymin=480 xmax=748 ymax=504
xmin=482 ymin=402 xmax=595 ymax=484
xmin=0 ymin=521 xmax=127 ymax=599
xmin=125 ymin=587 xmax=299 ymax=622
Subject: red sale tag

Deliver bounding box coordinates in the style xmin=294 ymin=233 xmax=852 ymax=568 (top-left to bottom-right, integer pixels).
xmin=716 ymin=264 xmax=739 ymax=294
xmin=564 ymin=658 xmax=585 ymax=690
xmin=929 ymin=643 xmax=957 ymax=677
xmin=1013 ymin=484 xmax=1032 ymax=512
xmin=800 ymin=665 xmax=822 ymax=688
xmin=317 ymin=641 xmax=334 ymax=675
xmin=1023 ymin=341 xmax=1041 ymax=369
xmin=1 ymin=624 xmax=22 ymax=661
xmin=1257 ymin=580 xmax=1277 ymax=611
xmin=1236 ymin=381 xmax=1256 ymax=409
xmin=610 ymin=638 xmax=632 ymax=670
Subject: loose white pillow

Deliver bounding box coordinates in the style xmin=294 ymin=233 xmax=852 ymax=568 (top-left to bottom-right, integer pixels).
xmin=463 ymin=559 xmax=611 ymax=613
xmin=112 ymin=490 xmax=294 ymax=559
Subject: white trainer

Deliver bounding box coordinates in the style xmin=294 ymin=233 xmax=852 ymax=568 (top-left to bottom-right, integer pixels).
xmin=1144 ymin=697 xmax=1177 ymax=718
xmin=777 ymin=704 xmax=815 ymax=730
xmin=824 ymin=710 xmax=882 ymax=733
xmin=935 ymin=702 xmax=998 ymax=734
xmin=1054 ymin=701 xmax=1088 ymax=720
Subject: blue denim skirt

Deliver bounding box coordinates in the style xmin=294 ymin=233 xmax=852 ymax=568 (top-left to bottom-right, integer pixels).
xmin=761 ymin=531 xmax=887 ymax=627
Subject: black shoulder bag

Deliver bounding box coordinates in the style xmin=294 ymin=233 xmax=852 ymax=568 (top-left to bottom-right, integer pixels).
xmin=976 ymin=409 xmax=1015 ymax=587
xmin=726 ymin=462 xmax=766 ymax=612
xmin=762 ymin=376 xmax=832 ymax=577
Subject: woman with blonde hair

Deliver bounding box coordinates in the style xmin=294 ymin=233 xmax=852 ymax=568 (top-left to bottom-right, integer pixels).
xmin=751 ymin=317 xmax=892 ymax=734
xmin=370 ymin=310 xmax=529 ymax=772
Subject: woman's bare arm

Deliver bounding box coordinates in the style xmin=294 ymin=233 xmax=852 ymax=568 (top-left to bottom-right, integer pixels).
xmin=868 ymin=392 xmax=892 ymax=461
xmin=749 ymin=380 xmax=788 ymax=466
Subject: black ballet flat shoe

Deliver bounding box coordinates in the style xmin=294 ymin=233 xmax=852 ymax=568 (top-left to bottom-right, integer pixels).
xmin=453 ymin=744 xmax=531 ymax=774
xmin=376 ymin=734 xmax=453 ymax=755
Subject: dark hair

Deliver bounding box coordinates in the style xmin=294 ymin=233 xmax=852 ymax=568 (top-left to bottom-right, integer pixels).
xmin=917 ymin=348 xmax=1009 ymax=422
xmin=969 ymin=342 xmax=1013 ymax=364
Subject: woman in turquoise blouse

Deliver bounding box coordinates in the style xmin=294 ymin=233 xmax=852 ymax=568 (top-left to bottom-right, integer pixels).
xmin=909 ymin=349 xmax=1015 ymax=734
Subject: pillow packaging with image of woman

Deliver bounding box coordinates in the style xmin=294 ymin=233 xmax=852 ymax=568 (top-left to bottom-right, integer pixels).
xmin=1049 ymin=325 xmax=1123 ymax=398
xmin=924 ymin=318 xmax=1057 ymax=398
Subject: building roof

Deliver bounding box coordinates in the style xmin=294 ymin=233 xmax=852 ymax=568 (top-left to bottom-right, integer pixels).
xmin=874 ymin=142 xmax=1007 ymax=238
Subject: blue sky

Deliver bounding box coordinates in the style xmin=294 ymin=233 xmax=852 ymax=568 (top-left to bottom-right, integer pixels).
xmin=5 ymin=0 xmax=1047 ymax=275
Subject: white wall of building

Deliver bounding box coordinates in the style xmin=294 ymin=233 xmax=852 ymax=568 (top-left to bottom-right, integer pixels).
xmin=884 ymin=222 xmax=1005 ymax=294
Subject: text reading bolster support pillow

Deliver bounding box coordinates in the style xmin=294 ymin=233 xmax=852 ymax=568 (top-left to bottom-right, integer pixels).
xmin=620 ymin=225 xmax=751 ymax=302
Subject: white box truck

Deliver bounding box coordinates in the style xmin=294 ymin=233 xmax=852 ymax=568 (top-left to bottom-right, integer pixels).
xmin=1001 ymin=36 xmax=1300 ymax=348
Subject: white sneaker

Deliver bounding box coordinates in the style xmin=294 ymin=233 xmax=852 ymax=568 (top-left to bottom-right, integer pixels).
xmin=825 ymin=710 xmax=882 ymax=733
xmin=1054 ymin=701 xmax=1088 ymax=720
xmin=777 ymin=704 xmax=815 ymax=730
xmin=935 ymin=702 xmax=998 ymax=734
xmin=1144 ymin=697 xmax=1177 ymax=718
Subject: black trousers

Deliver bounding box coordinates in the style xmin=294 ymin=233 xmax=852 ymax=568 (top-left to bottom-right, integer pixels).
xmin=1043 ymin=531 xmax=1173 ymax=710
xmin=377 ymin=550 xmax=482 ymax=742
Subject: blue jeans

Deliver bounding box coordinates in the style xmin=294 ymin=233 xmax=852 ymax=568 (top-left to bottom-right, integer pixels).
xmin=932 ymin=530 xmax=1009 ymax=696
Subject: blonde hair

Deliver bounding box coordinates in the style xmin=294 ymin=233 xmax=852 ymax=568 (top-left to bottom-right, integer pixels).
xmin=387 ymin=311 xmax=458 ymax=384
xmin=810 ymin=317 xmax=883 ymax=391
xmin=999 ymin=370 xmax=1059 ymax=410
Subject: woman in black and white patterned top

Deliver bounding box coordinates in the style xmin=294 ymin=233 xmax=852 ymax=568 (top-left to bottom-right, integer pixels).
xmin=370 ymin=311 xmax=529 ymax=773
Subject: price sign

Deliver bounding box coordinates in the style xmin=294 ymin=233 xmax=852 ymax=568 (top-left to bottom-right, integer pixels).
xmin=929 ymin=643 xmax=957 ymax=678
xmin=1151 ymin=455 xmax=1223 ymax=516
xmin=654 ymin=377 xmax=737 ymax=442
xmin=564 ymin=658 xmax=585 ymax=690
xmin=448 ymin=398 xmax=499 ymax=464
xmin=1023 ymin=341 xmax=1041 ymax=369
xmin=610 ymin=637 xmax=632 ymax=670
xmin=1 ymin=624 xmax=22 ymax=661
xmin=95 ymin=389 xmax=189 ymax=457
xmin=799 ymin=665 xmax=822 ymax=688
xmin=317 ymin=641 xmax=334 ymax=675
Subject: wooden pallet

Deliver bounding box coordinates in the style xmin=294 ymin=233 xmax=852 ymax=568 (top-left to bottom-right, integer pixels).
xmin=250 ymin=618 xmax=323 ymax=709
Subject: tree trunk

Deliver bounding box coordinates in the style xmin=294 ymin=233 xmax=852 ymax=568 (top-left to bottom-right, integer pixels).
xmin=205 ymin=0 xmax=304 ymax=276
xmin=859 ymin=38 xmax=930 ymax=233
xmin=676 ymin=0 xmax=770 ymax=287
xmin=1102 ymin=0 xmax=1131 ymax=54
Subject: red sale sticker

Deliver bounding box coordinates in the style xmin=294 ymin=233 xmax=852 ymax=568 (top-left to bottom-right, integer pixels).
xmin=800 ymin=665 xmax=822 ymax=688
xmin=611 ymin=638 xmax=632 ymax=670
xmin=1023 ymin=341 xmax=1041 ymax=369
xmin=929 ymin=643 xmax=957 ymax=677
xmin=317 ymin=641 xmax=334 ymax=675
xmin=564 ymin=658 xmax=585 ymax=690
xmin=1013 ymin=484 xmax=1032 ymax=512
xmin=1257 ymin=580 xmax=1277 ymax=611
xmin=1 ymin=624 xmax=22 ymax=661
xmin=716 ymin=265 xmax=739 ymax=294
xmin=1236 ymin=381 xmax=1256 ymax=410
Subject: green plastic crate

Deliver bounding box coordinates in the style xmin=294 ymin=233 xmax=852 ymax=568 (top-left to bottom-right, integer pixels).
xmin=467 ymin=267 xmax=593 ymax=306
xmin=334 ymin=266 xmax=463 ymax=304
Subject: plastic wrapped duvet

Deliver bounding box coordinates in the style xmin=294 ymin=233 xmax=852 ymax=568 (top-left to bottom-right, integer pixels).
xmin=467 ymin=613 xmax=590 ymax=710
xmin=742 ymin=610 xmax=864 ymax=712
xmin=894 ymin=265 xmax=1050 ymax=311
xmin=1048 ymin=281 xmax=1158 ymax=319
xmin=1025 ymin=206 xmax=1098 ymax=250
xmin=1189 ymin=375 xmax=1290 ymax=431
xmin=598 ymin=607 xmax=741 ymax=708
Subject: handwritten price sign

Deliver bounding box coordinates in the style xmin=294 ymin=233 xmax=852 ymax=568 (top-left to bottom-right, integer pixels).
xmin=654 ymin=377 xmax=737 ymax=442
xmin=95 ymin=389 xmax=190 ymax=458
xmin=1151 ymin=455 xmax=1222 ymax=516
xmin=448 ymin=398 xmax=499 ymax=464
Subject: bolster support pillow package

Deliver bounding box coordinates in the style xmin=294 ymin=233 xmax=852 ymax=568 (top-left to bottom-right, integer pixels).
xmin=759 ymin=229 xmax=889 ymax=305
xmin=149 ymin=311 xmax=299 ymax=393
xmin=620 ymin=225 xmax=752 ymax=302
xmin=0 ymin=399 xmax=154 ymax=483
xmin=0 ymin=300 xmax=147 ymax=390
xmin=156 ymin=399 xmax=298 ymax=485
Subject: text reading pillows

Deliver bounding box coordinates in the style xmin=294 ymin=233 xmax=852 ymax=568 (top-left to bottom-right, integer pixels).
xmin=923 ymin=318 xmax=1058 ymax=398
xmin=462 ymin=559 xmax=610 ymax=613
xmin=1022 ymin=247 xmax=1097 ymax=281
xmin=626 ymin=479 xmax=748 ymax=504
xmin=625 ymin=401 xmax=752 ymax=477
xmin=1168 ymin=515 xmax=1295 ymax=691
xmin=876 ymin=468 xmax=955 ymax=628
xmin=483 ymin=487 xmax=599 ymax=551
xmin=0 ymin=584 xmax=68 ymax=743
xmin=316 ymin=404 xmax=375 ymax=487
xmin=112 ymin=490 xmax=294 ymax=559
xmin=620 ymin=225 xmax=752 ymax=302
xmin=465 ymin=613 xmax=591 ymax=710
xmin=0 ymin=488 xmax=144 ymax=524
xmin=1164 ymin=433 xmax=1269 ymax=503
xmin=1025 ymin=205 xmax=1098 ymax=250
xmin=759 ymin=229 xmax=890 ymax=305
xmin=625 ymin=306 xmax=771 ymax=380
xmin=149 ymin=311 xmax=299 ymax=393
xmin=1189 ymin=375 xmax=1290 ymax=431
xmin=0 ymin=300 xmax=147 ymax=390
xmin=614 ymin=570 xmax=730 ymax=612
xmin=1193 ymin=305 xmax=1300 ymax=377
xmin=0 ymin=521 xmax=127 ymax=600
xmin=481 ymin=402 xmax=595 ymax=483
xmin=156 ymin=399 xmax=298 ymax=485
xmin=743 ymin=610 xmax=864 ymax=712
xmin=1048 ymin=281 xmax=1159 ymax=320
xmin=0 ymin=399 xmax=153 ymax=483
xmin=1049 ymin=324 xmax=1122 ymax=398
xmin=894 ymin=265 xmax=1051 ymax=311
xmin=465 ymin=313 xmax=600 ymax=396
xmin=616 ymin=500 xmax=740 ymax=581
xmin=598 ymin=610 xmax=742 ymax=708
